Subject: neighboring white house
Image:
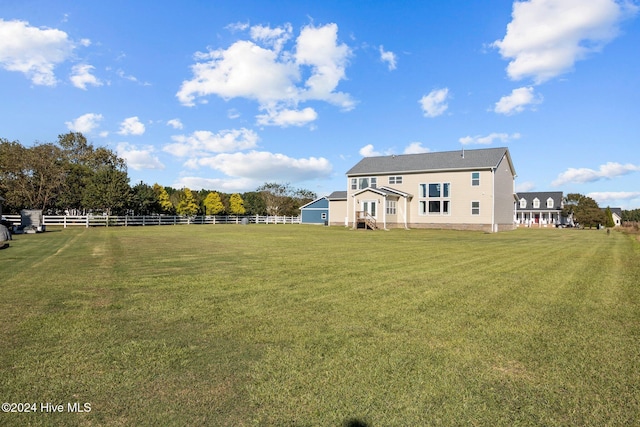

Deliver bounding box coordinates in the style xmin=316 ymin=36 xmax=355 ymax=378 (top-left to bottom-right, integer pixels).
xmin=328 ymin=147 xmax=517 ymax=232
xmin=603 ymin=207 xmax=623 ymax=227
xmin=515 ymin=191 xmax=567 ymax=227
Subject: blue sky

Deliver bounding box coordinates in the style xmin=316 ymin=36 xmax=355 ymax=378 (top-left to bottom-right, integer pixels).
xmin=1 ymin=0 xmax=639 ymax=208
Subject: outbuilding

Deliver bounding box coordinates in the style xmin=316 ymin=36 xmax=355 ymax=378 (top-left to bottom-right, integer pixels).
xmin=300 ymin=196 xmax=329 ymax=225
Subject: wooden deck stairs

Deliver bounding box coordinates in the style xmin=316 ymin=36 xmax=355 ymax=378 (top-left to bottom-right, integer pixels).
xmin=356 ymin=211 xmax=378 ymax=230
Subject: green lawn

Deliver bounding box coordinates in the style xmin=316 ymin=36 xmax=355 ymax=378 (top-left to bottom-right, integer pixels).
xmin=1 ymin=225 xmax=639 ymax=426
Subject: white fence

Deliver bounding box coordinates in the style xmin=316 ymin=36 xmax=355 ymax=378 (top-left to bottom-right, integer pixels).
xmin=2 ymin=214 xmax=301 ymax=228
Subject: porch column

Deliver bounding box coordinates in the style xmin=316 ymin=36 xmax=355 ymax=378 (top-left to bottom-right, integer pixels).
xmin=404 ymin=196 xmax=408 ymax=229
xmin=383 ymin=196 xmax=387 ymax=230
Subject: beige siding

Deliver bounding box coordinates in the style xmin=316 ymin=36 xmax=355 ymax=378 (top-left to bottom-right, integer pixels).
xmin=347 ymin=169 xmax=496 ymax=227
xmin=328 ymin=199 xmax=347 ymax=226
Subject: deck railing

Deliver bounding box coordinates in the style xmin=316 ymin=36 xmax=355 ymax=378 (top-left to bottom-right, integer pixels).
xmin=356 ymin=211 xmax=377 ymax=230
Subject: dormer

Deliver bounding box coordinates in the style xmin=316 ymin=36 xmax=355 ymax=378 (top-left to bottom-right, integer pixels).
xmin=533 ymin=198 xmax=540 ymax=209
xmin=546 ymin=197 xmax=554 ymax=209
xmin=519 ymin=198 xmax=527 ymax=209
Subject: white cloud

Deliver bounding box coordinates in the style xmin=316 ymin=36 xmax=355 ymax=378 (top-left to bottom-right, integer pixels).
xmin=493 ymin=0 xmax=638 ymax=83
xmin=587 ymin=191 xmax=640 ymax=207
xmin=250 ymin=23 xmax=292 ymax=53
xmin=379 ymin=45 xmax=397 ymax=70
xmin=65 ymin=113 xmax=103 ymax=133
xmin=403 ymin=142 xmax=430 ymax=154
xmin=163 ymin=128 xmax=259 ymax=157
xmin=0 ymin=19 xmax=78 ymax=86
xmin=459 ymin=132 xmax=521 ymax=145
xmin=494 ymin=87 xmax=542 ymax=115
xmin=117 ymin=69 xmax=150 ymax=86
xmin=173 ymin=176 xmax=256 ymax=192
xmin=70 ymin=64 xmax=102 ymax=90
xmin=116 ymin=143 xmax=165 ymax=171
xmin=359 ymin=144 xmax=382 ymax=157
xmin=419 ymin=88 xmax=449 ymax=118
xmin=118 ymin=116 xmax=145 ymax=136
xmin=516 ymin=181 xmax=536 ymax=192
xmin=295 ymin=23 xmax=353 ymax=108
xmin=176 ymin=22 xmax=354 ymax=125
xmin=552 ymin=162 xmax=640 ymax=186
xmin=256 ymin=107 xmax=318 ymax=127
xmin=188 ymin=151 xmax=332 ymax=182
xmin=177 ymin=39 xmax=298 ymax=106
xmin=167 ymin=118 xmax=183 ymax=129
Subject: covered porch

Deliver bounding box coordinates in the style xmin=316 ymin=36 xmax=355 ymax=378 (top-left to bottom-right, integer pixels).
xmin=352 ymin=186 xmax=412 ymax=230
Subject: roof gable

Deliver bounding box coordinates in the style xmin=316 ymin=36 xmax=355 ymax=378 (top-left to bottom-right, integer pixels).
xmin=347 ymin=147 xmax=513 ymax=176
xmin=353 ymin=186 xmax=412 ymax=198
xmin=299 ymin=197 xmax=328 ymax=210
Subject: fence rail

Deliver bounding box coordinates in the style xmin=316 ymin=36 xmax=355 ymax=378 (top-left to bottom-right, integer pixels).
xmin=2 ymin=214 xmax=301 ymax=228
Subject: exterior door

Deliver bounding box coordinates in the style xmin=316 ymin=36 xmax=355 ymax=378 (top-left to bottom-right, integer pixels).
xmin=362 ymin=200 xmax=377 ymax=218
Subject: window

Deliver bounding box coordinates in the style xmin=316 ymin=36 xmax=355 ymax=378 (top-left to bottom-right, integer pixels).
xmin=546 ymin=198 xmax=554 ymax=208
xmin=471 ymin=201 xmax=480 ymax=215
xmin=429 ymin=183 xmax=440 ymax=197
xmin=519 ymin=198 xmax=527 ymax=209
xmin=419 ymin=182 xmax=450 ymax=215
xmin=386 ymin=200 xmax=397 ymax=215
xmin=389 ymin=176 xmax=403 ymax=185
xmin=471 ymin=172 xmax=480 ymax=186
xmin=533 ymin=198 xmax=540 ymax=209
xmin=354 ymin=177 xmax=377 ymax=190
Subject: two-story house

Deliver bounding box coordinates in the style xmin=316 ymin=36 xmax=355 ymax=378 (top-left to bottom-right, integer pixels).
xmin=328 ymin=147 xmax=517 ymax=232
xmin=515 ymin=191 xmax=566 ymax=227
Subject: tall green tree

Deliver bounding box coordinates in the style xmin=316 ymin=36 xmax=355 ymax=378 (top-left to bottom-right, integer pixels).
xmin=242 ymin=191 xmax=266 ymax=215
xmin=203 ymin=192 xmax=224 ymax=215
xmin=176 ymin=188 xmax=199 ymax=216
xmin=0 ymin=139 xmax=28 ymax=211
xmin=0 ymin=140 xmax=66 ymax=211
xmin=622 ymin=209 xmax=640 ymax=222
xmin=562 ymin=193 xmax=606 ymax=228
xmin=83 ymin=166 xmax=131 ymax=215
xmin=56 ymin=132 xmax=128 ymax=214
xmin=229 ymin=193 xmax=246 ymax=215
xmin=131 ymin=182 xmax=160 ymax=215
xmin=604 ymin=207 xmax=615 ymax=228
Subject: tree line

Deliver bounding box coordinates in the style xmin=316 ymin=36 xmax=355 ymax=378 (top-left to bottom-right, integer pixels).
xmin=0 ymin=133 xmax=316 ymax=217
xmin=562 ymin=193 xmax=626 ymax=228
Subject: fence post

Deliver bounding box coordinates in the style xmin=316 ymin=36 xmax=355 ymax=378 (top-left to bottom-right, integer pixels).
xmin=86 ymin=215 xmax=89 ymax=228
xmin=64 ymin=215 xmax=67 ymax=228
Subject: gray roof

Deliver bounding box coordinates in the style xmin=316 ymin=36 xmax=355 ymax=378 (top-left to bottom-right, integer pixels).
xmin=346 ymin=147 xmax=513 ymax=176
xmin=516 ymin=191 xmax=564 ymax=211
xmin=602 ymin=207 xmax=623 ymax=217
xmin=327 ymin=191 xmax=347 ymax=200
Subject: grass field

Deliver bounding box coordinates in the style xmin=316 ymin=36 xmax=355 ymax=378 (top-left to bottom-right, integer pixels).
xmin=1 ymin=224 xmax=639 ymax=426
